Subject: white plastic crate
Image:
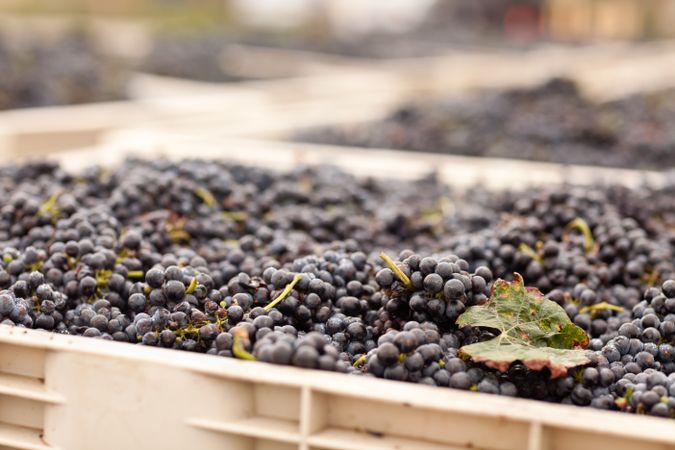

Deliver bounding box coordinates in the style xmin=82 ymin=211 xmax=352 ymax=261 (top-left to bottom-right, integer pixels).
xmin=1 ymin=136 xmax=674 ymax=450
xmin=0 ymin=66 xmax=401 ymax=158
xmin=124 ymin=41 xmax=675 ymax=145
xmin=100 ymin=131 xmax=667 ymax=190
xmin=0 ymin=79 xmax=268 ymax=158
xmin=2 ymin=325 xmax=675 ymax=450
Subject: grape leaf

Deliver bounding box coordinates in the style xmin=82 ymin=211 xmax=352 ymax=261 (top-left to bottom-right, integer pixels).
xmin=457 ymin=273 xmax=590 ymax=378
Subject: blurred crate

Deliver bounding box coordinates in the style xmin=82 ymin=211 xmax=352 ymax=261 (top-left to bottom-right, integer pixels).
xmin=5 ymin=42 xmax=675 ymax=160
xmin=0 ymin=62 xmax=390 ymax=157
xmin=113 ymin=42 xmax=675 ymax=149
xmin=0 ymin=85 xmax=268 ymax=158
xmin=101 ymin=131 xmax=666 ymax=190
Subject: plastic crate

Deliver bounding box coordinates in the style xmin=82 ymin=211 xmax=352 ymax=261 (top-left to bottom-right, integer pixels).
xmin=2 ymin=324 xmax=675 ymax=450
xmin=0 ymin=101 xmax=154 ymax=156
xmin=0 ymin=80 xmax=266 ymax=157
xmin=100 ymin=131 xmax=667 ymax=190
xmin=0 ymin=65 xmax=401 ymax=157
xmin=0 ymin=326 xmax=675 ymax=450
xmin=2 ymin=136 xmax=673 ymax=450
xmin=122 ymin=42 xmax=675 ymax=145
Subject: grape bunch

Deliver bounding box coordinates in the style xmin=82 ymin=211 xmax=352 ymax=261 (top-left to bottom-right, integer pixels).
xmin=0 ymin=158 xmax=674 ymax=418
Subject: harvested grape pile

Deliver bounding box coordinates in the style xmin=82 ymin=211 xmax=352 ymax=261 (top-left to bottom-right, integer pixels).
xmin=1 ymin=159 xmax=675 ymax=418
xmin=295 ymin=78 xmax=675 ymax=170
xmin=0 ymin=32 xmax=129 ymax=110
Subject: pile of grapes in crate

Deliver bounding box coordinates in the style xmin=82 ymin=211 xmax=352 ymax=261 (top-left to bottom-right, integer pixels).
xmin=0 ymin=31 xmax=129 ymax=110
xmin=0 ymin=156 xmax=674 ymax=419
xmin=296 ymin=78 xmax=675 ymax=170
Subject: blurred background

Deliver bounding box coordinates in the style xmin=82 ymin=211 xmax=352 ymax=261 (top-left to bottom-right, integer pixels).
xmin=2 ymin=0 xmax=675 ymax=170
xmin=1 ymin=0 xmax=674 ymax=93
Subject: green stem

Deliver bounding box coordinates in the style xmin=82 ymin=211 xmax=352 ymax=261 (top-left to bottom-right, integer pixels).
xmin=264 ymin=274 xmax=302 ymax=312
xmin=564 ymin=218 xmax=594 ymax=254
xmin=38 ymin=191 xmax=62 ymax=217
xmin=194 ymin=187 xmax=216 ymax=207
xmin=186 ymin=276 xmax=198 ymax=294
xmin=95 ymin=269 xmax=113 ymax=288
xmin=222 ymin=211 xmax=249 ymax=221
xmin=379 ymin=253 xmax=412 ymax=289
xmin=579 ymin=302 xmax=625 ymax=316
xmin=232 ymin=329 xmax=256 ymax=361
xmin=353 ymin=354 xmax=367 ymax=368
xmin=127 ymin=270 xmax=145 ymax=279
xmin=518 ymin=243 xmax=542 ymax=264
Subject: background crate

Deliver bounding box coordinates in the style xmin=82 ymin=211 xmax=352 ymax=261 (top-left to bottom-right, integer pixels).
xmin=110 ymin=41 xmax=675 ymax=145
xmin=0 ymin=64 xmax=393 ymax=157
xmin=99 ymin=131 xmax=667 ymax=190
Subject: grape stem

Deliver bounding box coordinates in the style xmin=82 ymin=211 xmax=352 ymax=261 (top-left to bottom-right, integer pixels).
xmin=379 ymin=253 xmax=412 ymax=289
xmin=564 ymin=218 xmax=594 ymax=254
xmin=232 ymin=328 xmax=256 ymax=361
xmin=578 ymin=302 xmax=625 ymax=317
xmin=194 ymin=187 xmax=216 ymax=207
xmin=222 ymin=211 xmax=249 ymax=221
xmin=186 ymin=277 xmax=198 ymax=294
xmin=353 ymin=354 xmax=367 ymax=368
xmin=518 ymin=243 xmax=542 ymax=264
xmin=264 ymin=274 xmax=302 ymax=312
xmin=38 ymin=191 xmax=62 ymax=218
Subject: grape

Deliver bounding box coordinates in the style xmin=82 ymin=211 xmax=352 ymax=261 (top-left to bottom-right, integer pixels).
xmin=443 ymin=279 xmax=466 ymax=301
xmin=449 ymin=372 xmax=472 ymax=390
xmin=376 ymin=343 xmax=400 ymax=367
xmin=0 ymin=294 xmax=14 ymax=315
xmin=423 ymin=273 xmax=444 ymax=293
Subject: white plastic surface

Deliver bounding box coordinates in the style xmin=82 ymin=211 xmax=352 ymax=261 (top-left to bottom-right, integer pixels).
xmin=0 ymin=325 xmax=674 ymax=450
xmin=99 ymin=131 xmax=667 ymax=191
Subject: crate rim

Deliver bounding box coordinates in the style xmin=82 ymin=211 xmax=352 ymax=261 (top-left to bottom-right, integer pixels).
xmin=1 ymin=324 xmax=674 ymax=443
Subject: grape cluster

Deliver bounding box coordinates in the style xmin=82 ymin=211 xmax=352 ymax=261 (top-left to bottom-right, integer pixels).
xmin=0 ymin=158 xmax=674 ymax=418
xmin=295 ymin=78 xmax=675 ymax=170
xmin=0 ymin=31 xmax=129 ymax=110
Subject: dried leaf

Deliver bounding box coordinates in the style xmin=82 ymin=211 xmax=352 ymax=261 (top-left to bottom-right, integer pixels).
xmin=457 ymin=273 xmax=590 ymax=378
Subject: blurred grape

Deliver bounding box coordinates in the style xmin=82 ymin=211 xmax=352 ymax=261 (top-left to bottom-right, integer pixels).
xmin=0 ymin=31 xmax=130 ymax=110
